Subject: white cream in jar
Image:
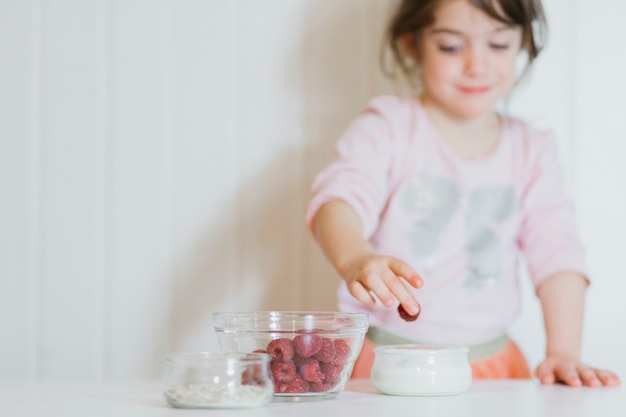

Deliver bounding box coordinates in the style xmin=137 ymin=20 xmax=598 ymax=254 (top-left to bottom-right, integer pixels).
xmin=371 ymin=345 xmax=472 ymax=396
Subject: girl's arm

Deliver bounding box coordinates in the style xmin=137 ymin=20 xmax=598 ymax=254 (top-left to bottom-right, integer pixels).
xmin=535 ymin=272 xmax=620 ymax=387
xmin=312 ymin=199 xmax=422 ymax=316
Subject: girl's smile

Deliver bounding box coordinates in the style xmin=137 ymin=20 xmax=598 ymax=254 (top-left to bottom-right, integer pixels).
xmin=457 ymin=85 xmax=492 ymax=95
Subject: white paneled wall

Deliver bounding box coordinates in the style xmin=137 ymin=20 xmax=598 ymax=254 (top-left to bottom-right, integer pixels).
xmin=1 ymin=0 xmax=625 ymax=380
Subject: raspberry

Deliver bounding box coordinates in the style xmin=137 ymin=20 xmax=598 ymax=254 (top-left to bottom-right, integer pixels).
xmin=320 ymin=360 xmax=342 ymax=382
xmin=284 ymin=374 xmax=309 ymax=393
xmin=296 ymin=327 xmax=324 ymax=334
xmin=398 ymin=303 xmax=420 ymax=321
xmin=274 ymin=381 xmax=288 ymax=393
xmin=292 ymin=353 xmax=308 ymax=367
xmin=267 ymin=338 xmax=295 ymax=361
xmin=298 ymin=358 xmax=325 ymax=383
xmin=293 ymin=334 xmax=323 ymax=358
xmin=241 ymin=363 xmax=265 ymax=385
xmin=313 ymin=338 xmax=336 ymax=363
xmin=271 ymin=360 xmax=296 ymax=383
xmin=308 ymin=381 xmax=335 ymax=392
xmin=333 ymin=339 xmax=352 ymax=364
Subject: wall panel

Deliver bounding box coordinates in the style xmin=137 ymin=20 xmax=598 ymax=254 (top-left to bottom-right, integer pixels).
xmin=0 ymin=0 xmax=40 ymax=378
xmin=37 ymin=0 xmax=105 ymax=379
xmin=107 ymin=0 xmax=172 ymax=378
xmin=168 ymin=0 xmax=241 ymax=354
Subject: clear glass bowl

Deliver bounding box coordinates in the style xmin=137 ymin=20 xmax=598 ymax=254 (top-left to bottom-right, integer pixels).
xmin=371 ymin=345 xmax=472 ymax=396
xmin=162 ymin=352 xmax=274 ymax=408
xmin=213 ymin=311 xmax=369 ymax=401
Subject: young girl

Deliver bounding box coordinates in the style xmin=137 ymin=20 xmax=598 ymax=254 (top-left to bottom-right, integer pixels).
xmin=306 ymin=0 xmax=620 ymax=387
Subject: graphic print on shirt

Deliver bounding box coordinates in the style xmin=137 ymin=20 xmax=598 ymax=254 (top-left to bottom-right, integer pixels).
xmin=402 ymin=174 xmax=461 ymax=274
xmin=402 ymin=174 xmax=516 ymax=292
xmin=464 ymin=186 xmax=516 ymax=291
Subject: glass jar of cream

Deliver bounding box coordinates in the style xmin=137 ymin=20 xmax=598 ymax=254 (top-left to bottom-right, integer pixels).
xmin=371 ymin=345 xmax=472 ymax=396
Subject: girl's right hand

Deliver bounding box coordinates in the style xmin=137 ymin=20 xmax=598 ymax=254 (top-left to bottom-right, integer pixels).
xmin=340 ymin=253 xmax=423 ymax=316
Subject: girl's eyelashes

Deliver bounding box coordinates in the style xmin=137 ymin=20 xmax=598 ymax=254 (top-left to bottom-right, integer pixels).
xmin=437 ymin=43 xmax=511 ymax=53
xmin=489 ymin=43 xmax=510 ymax=50
xmin=438 ymin=45 xmax=462 ymax=53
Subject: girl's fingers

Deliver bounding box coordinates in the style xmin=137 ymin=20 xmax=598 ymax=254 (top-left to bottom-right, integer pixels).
xmin=537 ymin=360 xmax=621 ymax=387
xmin=535 ymin=362 xmax=556 ymax=384
xmin=360 ymin=272 xmax=395 ymax=307
xmin=576 ymin=366 xmax=601 ymax=387
xmin=389 ymin=259 xmax=423 ymax=288
xmin=349 ymin=258 xmax=423 ymax=312
xmin=594 ymin=369 xmax=621 ymax=387
xmin=554 ymin=364 xmax=582 ymax=387
xmin=391 ymin=277 xmax=421 ymax=317
xmin=347 ymin=280 xmax=376 ymax=306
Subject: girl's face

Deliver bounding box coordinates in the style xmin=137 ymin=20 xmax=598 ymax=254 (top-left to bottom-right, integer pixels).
xmin=418 ymin=0 xmax=523 ymax=120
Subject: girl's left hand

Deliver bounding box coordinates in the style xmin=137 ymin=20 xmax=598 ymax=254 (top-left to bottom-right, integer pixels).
xmin=535 ymin=356 xmax=621 ymax=387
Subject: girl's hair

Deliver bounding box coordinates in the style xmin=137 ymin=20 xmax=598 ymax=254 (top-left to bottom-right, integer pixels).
xmin=383 ymin=0 xmax=547 ymax=86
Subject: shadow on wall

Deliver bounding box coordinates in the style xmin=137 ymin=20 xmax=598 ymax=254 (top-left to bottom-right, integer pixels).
xmin=169 ymin=149 xmax=310 ymax=352
xmin=168 ymin=0 xmax=400 ymax=352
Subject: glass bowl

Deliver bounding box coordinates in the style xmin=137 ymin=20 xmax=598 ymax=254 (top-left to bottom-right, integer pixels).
xmin=162 ymin=352 xmax=274 ymax=408
xmin=212 ymin=311 xmax=369 ymax=401
xmin=371 ymin=345 xmax=472 ymax=396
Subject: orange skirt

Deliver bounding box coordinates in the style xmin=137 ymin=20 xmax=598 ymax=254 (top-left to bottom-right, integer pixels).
xmin=351 ymin=336 xmax=532 ymax=379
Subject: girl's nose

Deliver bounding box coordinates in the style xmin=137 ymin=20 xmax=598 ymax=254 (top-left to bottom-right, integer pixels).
xmin=464 ymin=46 xmax=487 ymax=76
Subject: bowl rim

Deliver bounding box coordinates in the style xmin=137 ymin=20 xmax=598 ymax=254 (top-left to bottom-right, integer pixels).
xmin=212 ymin=311 xmax=369 ymax=331
xmin=164 ymin=351 xmax=271 ymax=363
xmin=212 ymin=311 xmax=368 ymax=318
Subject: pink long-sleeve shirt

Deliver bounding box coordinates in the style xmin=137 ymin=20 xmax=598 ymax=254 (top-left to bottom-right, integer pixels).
xmin=306 ymin=95 xmax=587 ymax=345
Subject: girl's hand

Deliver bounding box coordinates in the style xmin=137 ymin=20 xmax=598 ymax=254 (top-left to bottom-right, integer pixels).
xmin=341 ymin=253 xmax=423 ymax=316
xmin=535 ymin=356 xmax=621 ymax=387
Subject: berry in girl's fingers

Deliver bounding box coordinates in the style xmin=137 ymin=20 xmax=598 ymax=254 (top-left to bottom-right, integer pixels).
xmin=398 ymin=303 xmax=420 ymax=321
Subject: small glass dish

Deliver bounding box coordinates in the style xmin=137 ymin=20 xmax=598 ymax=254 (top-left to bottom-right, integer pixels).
xmin=162 ymin=352 xmax=274 ymax=408
xmin=371 ymin=345 xmax=472 ymax=396
xmin=213 ymin=311 xmax=369 ymax=401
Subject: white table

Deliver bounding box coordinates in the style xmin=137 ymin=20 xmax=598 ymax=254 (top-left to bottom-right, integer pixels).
xmin=1 ymin=378 xmax=624 ymax=416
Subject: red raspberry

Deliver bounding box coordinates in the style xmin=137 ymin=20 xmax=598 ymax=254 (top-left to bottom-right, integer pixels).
xmin=296 ymin=327 xmax=324 ymax=334
xmin=398 ymin=303 xmax=420 ymax=321
xmin=298 ymin=358 xmax=325 ymax=383
xmin=284 ymin=374 xmax=309 ymax=393
xmin=313 ymin=337 xmax=336 ymax=363
xmin=292 ymin=353 xmax=308 ymax=367
xmin=271 ymin=360 xmax=296 ymax=383
xmin=293 ymin=334 xmax=323 ymax=358
xmin=274 ymin=381 xmax=288 ymax=393
xmin=267 ymin=338 xmax=294 ymax=361
xmin=241 ymin=363 xmax=265 ymax=385
xmin=320 ymin=361 xmax=342 ymax=382
xmin=309 ymin=381 xmax=335 ymax=392
xmin=333 ymin=339 xmax=352 ymax=365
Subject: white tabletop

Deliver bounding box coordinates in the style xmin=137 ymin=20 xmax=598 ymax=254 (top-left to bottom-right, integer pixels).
xmin=1 ymin=378 xmax=624 ymax=416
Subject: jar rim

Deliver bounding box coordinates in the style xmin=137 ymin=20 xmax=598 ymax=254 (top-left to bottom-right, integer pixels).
xmin=374 ymin=344 xmax=469 ymax=354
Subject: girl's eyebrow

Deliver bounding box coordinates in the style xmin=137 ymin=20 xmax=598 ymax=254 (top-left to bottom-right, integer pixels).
xmin=430 ymin=28 xmax=464 ymax=36
xmin=430 ymin=26 xmax=514 ymax=36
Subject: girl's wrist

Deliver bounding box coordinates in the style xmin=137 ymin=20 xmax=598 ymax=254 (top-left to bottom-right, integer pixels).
xmin=545 ymin=345 xmax=581 ymax=361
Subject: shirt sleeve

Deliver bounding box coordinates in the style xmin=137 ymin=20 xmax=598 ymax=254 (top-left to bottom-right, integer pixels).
xmin=305 ymin=96 xmax=409 ymax=239
xmin=517 ymin=129 xmax=589 ymax=289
